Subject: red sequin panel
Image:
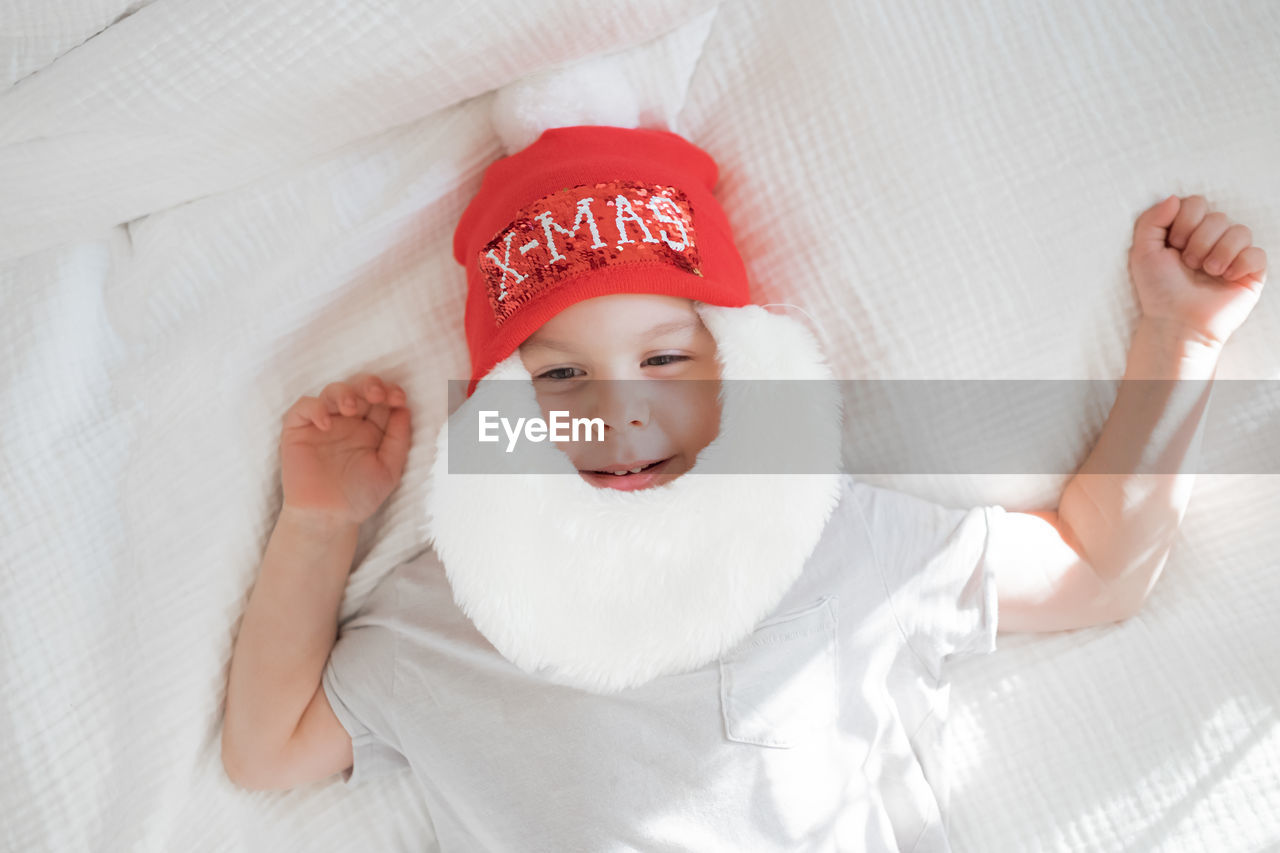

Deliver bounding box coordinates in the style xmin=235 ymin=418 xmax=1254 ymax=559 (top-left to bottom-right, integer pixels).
xmin=477 ymin=180 xmax=703 ymax=326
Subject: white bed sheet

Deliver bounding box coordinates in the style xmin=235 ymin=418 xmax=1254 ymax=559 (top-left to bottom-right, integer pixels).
xmin=2 ymin=0 xmax=1278 ymax=851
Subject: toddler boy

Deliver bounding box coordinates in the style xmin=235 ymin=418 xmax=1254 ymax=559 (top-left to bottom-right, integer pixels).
xmin=222 ymin=126 xmax=1267 ymax=852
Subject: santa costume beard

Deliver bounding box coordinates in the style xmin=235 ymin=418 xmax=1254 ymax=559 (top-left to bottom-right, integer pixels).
xmin=423 ymin=303 xmax=845 ymax=695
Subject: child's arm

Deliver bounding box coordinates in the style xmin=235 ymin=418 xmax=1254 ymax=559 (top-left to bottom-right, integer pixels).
xmin=991 ymin=195 xmax=1267 ymax=632
xmin=1061 ymin=196 xmax=1266 ymax=604
xmin=221 ymin=506 xmax=360 ymax=788
xmin=222 ymin=373 xmax=411 ymax=789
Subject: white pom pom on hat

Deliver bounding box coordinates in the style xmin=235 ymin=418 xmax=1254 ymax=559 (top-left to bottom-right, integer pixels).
xmin=490 ymin=53 xmax=641 ymax=157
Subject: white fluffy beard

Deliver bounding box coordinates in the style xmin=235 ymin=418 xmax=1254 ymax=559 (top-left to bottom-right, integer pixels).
xmin=422 ymin=303 xmax=845 ymax=695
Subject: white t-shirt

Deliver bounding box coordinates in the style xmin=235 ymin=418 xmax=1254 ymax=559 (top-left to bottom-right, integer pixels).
xmin=322 ymin=475 xmax=1003 ymax=852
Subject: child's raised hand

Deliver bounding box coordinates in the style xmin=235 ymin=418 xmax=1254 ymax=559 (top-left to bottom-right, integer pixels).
xmin=1129 ymin=194 xmax=1268 ymax=349
xmin=279 ymin=373 xmax=412 ymax=526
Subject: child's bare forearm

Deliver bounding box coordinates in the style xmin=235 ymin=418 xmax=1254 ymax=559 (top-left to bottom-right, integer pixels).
xmin=1056 ymin=320 xmax=1217 ymax=610
xmin=222 ymin=506 xmax=359 ymax=772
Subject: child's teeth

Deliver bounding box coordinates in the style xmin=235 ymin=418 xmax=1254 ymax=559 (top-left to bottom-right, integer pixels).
xmin=602 ymin=465 xmax=650 ymax=475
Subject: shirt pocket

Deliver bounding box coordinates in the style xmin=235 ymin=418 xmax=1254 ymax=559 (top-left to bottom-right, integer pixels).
xmin=719 ymin=596 xmax=839 ymax=748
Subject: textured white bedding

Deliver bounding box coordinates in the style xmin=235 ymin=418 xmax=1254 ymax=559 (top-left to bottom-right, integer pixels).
xmin=2 ymin=0 xmax=1277 ymax=851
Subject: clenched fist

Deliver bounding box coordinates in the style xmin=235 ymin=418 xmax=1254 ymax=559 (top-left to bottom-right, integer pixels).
xmin=1129 ymin=194 xmax=1268 ymax=350
xmin=279 ymin=373 xmax=413 ymax=526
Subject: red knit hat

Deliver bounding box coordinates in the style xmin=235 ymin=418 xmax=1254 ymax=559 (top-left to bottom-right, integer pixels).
xmin=452 ymin=125 xmax=752 ymax=396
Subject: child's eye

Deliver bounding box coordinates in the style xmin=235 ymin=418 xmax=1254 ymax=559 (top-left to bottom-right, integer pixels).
xmin=536 ymin=367 xmax=584 ymax=381
xmin=644 ymin=354 xmax=689 ymax=368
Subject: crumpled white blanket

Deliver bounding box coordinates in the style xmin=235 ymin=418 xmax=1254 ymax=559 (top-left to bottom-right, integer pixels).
xmin=2 ymin=0 xmax=1278 ymax=851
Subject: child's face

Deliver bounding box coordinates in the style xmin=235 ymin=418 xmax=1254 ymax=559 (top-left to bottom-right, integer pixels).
xmin=519 ymin=294 xmax=722 ymax=491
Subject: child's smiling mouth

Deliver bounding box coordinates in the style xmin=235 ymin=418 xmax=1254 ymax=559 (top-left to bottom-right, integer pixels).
xmin=579 ymin=457 xmax=674 ymax=491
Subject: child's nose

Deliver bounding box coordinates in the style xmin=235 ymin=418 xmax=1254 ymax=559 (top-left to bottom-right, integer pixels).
xmin=592 ymin=380 xmax=651 ymax=431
